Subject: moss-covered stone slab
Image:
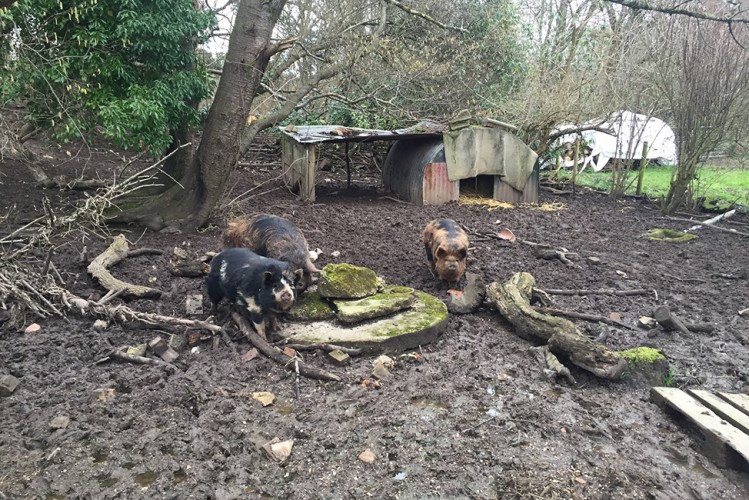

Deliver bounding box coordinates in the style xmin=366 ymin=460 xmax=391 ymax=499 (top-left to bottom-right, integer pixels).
xmin=644 ymin=228 xmax=697 ymax=243
xmin=334 ymin=291 xmax=416 ymax=323
xmin=288 ymin=291 xmax=336 ymax=321
xmin=281 ymin=291 xmax=448 ymax=353
xmin=617 ymin=347 xmax=671 ymax=386
xmin=318 ymin=263 xmax=378 ymax=299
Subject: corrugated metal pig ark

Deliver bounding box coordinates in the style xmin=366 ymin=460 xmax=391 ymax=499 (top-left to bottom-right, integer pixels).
xmin=382 ymin=127 xmax=539 ymax=205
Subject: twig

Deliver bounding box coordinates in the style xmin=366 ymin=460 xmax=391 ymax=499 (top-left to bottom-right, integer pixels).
xmin=221 ymin=329 xmax=238 ymax=355
xmin=62 ymin=292 xmax=223 ymax=334
xmin=536 ymin=288 xmax=651 ymax=296
xmin=461 ymin=415 xmax=499 ymax=433
xmin=106 ymin=349 xmax=178 ymax=371
xmin=126 ymin=248 xmax=164 ymax=258
xmin=18 ymin=278 xmax=63 ymax=316
xmin=379 ymin=195 xmax=409 ymax=204
xmin=535 ymin=307 xmax=635 ymax=330
xmin=660 ymin=216 xmax=749 ymax=238
xmin=277 ymin=343 xmax=363 ymax=356
xmin=663 ymin=273 xmax=708 ymax=284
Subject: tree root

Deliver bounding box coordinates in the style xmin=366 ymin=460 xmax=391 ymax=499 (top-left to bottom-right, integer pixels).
xmin=87 ymin=234 xmax=162 ymax=298
xmin=232 ymin=312 xmax=341 ymax=382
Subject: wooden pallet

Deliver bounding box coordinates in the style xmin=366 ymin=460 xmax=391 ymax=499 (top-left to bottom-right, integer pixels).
xmin=650 ymin=387 xmax=749 ymax=471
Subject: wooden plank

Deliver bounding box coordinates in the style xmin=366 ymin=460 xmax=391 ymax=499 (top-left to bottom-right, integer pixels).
xmin=301 ymin=144 xmax=316 ymax=202
xmin=281 ymin=138 xmax=316 ymax=202
xmin=717 ymin=392 xmax=749 ymax=417
xmin=689 ymin=389 xmax=749 ymax=435
xmin=650 ymin=387 xmax=749 ymax=471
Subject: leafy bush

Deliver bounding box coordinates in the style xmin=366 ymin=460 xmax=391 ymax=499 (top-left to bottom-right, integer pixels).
xmin=0 ymin=0 xmax=216 ymax=153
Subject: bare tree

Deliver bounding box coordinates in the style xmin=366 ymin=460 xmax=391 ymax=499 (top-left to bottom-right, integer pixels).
xmin=649 ymin=16 xmax=749 ymax=213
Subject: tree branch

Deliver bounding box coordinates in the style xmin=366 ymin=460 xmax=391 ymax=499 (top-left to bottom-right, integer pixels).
xmin=603 ymin=0 xmax=749 ymax=25
xmin=383 ymin=0 xmax=469 ymax=33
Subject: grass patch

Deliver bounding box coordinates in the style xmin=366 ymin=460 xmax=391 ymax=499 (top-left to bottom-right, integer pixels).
xmin=552 ymin=165 xmax=749 ymax=206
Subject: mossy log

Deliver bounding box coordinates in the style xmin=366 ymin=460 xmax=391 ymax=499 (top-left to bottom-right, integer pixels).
xmin=486 ymin=272 xmax=627 ymax=380
xmin=87 ymin=234 xmax=162 ymax=299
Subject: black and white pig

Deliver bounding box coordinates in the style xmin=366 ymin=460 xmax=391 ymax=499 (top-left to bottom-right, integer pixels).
xmin=206 ymin=248 xmax=301 ymax=338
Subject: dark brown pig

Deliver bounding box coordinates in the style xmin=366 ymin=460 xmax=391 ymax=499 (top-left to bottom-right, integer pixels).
xmin=422 ymin=218 xmax=469 ymax=286
xmin=223 ymin=214 xmax=318 ymax=292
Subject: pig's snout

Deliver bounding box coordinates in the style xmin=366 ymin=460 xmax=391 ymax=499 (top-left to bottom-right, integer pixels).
xmin=276 ymin=287 xmax=295 ymax=310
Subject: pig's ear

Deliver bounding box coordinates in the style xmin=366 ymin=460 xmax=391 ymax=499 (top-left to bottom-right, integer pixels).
xmin=263 ymin=271 xmax=274 ymax=286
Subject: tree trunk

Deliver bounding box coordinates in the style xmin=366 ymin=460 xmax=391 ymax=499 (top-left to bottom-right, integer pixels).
xmin=114 ymin=0 xmax=287 ymax=230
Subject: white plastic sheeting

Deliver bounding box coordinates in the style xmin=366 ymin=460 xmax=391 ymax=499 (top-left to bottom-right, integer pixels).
xmin=556 ymin=111 xmax=677 ymax=172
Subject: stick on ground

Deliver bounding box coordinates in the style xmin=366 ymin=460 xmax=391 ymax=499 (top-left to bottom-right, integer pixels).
xmin=232 ymin=313 xmax=341 ymax=382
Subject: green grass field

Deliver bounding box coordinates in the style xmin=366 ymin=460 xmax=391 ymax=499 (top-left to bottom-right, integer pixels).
xmin=553 ymin=165 xmax=749 ymax=207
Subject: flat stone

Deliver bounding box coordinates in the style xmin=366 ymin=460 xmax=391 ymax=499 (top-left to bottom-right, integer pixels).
xmin=49 ymin=415 xmax=70 ymax=430
xmin=168 ymin=333 xmax=187 ymax=351
xmin=372 ymin=363 xmax=391 ymax=380
xmin=328 ymin=349 xmax=350 ymax=365
xmin=334 ymin=291 xmax=415 ymax=323
xmin=127 ymin=343 xmax=147 ymax=357
xmin=0 ymin=374 xmax=20 ymax=397
xmin=358 ymin=449 xmax=376 ymax=464
xmin=282 ymin=291 xmax=448 ymax=354
xmin=148 ymin=337 xmax=168 ymax=356
xmin=93 ymin=319 xmax=108 ymax=331
xmin=318 ymin=263 xmax=378 ymax=299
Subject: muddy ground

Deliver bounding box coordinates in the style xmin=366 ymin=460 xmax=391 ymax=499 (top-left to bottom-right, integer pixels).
xmin=1 ymin=134 xmax=749 ymax=499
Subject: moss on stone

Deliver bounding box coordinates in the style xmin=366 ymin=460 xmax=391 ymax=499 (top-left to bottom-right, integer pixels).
xmin=644 ymin=228 xmax=697 ymax=243
xmin=617 ymin=347 xmax=670 ymax=386
xmin=372 ymin=291 xmax=447 ymax=338
xmin=617 ymin=347 xmax=666 ymax=364
xmin=288 ymin=291 xmax=336 ymax=321
xmin=318 ymin=263 xmax=378 ymax=299
xmin=281 ymin=290 xmax=448 ymax=353
xmin=334 ymin=292 xmax=416 ymax=323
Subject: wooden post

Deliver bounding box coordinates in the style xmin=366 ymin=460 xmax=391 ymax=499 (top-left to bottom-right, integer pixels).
xmin=571 ymin=138 xmax=580 ymax=194
xmin=345 ymin=142 xmax=351 ymax=189
xmin=636 ymin=141 xmax=650 ymax=196
xmin=281 ymin=136 xmax=316 ymax=202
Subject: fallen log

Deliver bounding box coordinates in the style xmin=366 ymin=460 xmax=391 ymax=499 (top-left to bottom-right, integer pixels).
xmin=232 ymin=313 xmax=341 ymax=382
xmin=487 ymin=272 xmax=627 ymax=380
xmin=87 ymin=234 xmax=162 ymax=298
xmin=653 ymin=305 xmax=715 ymax=334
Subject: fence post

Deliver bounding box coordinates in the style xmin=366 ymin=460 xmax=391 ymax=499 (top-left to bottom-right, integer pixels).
xmin=636 ymin=141 xmax=650 ymax=196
